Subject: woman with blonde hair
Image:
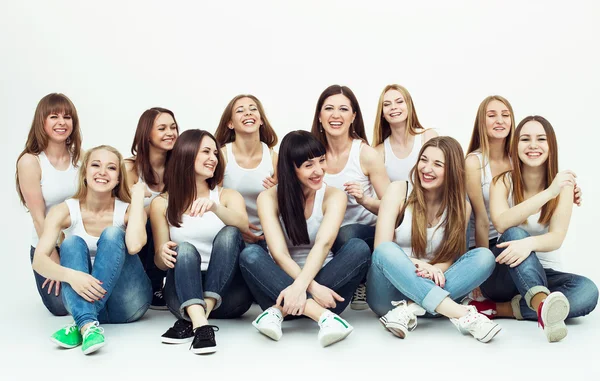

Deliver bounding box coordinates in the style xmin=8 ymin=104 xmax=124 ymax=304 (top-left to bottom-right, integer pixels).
xmin=367 ymin=136 xmax=501 ymax=343
xmin=32 ymin=145 xmax=151 ymax=355
xmin=372 ymin=84 xmax=438 ymax=182
xmin=16 ymin=93 xmax=82 ymax=316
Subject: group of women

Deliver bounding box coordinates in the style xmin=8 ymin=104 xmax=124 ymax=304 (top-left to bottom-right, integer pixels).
xmin=16 ymin=86 xmax=598 ymax=356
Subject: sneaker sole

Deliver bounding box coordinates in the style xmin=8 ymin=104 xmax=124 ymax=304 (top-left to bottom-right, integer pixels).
xmin=350 ymin=303 xmax=370 ymax=311
xmin=190 ymin=346 xmax=217 ymax=355
xmin=477 ymin=324 xmax=502 ymax=343
xmin=252 ymin=322 xmax=282 ymax=341
xmin=379 ymin=317 xmax=407 ymax=339
xmin=82 ymin=341 xmax=105 ymax=355
xmin=149 ymin=305 xmax=169 ymax=311
xmin=161 ymin=336 xmax=193 ymax=344
xmin=50 ymin=337 xmax=81 ymax=349
xmin=319 ymin=327 xmax=354 ymax=347
xmin=542 ymin=293 xmax=570 ymax=343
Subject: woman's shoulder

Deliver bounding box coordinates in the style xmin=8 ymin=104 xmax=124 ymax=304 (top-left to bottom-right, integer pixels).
xmin=17 ymin=152 xmax=41 ymax=170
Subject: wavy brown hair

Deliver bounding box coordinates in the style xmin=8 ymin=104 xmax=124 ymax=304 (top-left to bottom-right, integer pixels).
xmin=466 ymin=95 xmax=515 ymax=163
xmin=372 ymin=84 xmax=424 ymax=147
xmin=130 ymin=107 xmax=179 ymax=187
xmin=399 ymin=136 xmax=467 ymax=264
xmin=214 ymin=94 xmax=278 ymax=148
xmin=16 ymin=93 xmax=82 ymax=205
xmin=72 ymin=145 xmax=131 ymax=203
xmin=163 ymin=129 xmax=225 ymax=227
xmin=494 ymin=116 xmax=559 ymax=225
xmin=310 ymin=85 xmax=368 ymax=147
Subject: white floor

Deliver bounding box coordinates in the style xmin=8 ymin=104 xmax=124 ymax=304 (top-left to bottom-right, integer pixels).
xmin=5 ymin=276 xmax=599 ymax=380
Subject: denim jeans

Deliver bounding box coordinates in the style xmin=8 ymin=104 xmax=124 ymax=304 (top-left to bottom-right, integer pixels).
xmin=30 ymin=246 xmax=68 ymax=316
xmin=480 ymin=227 xmax=599 ymax=320
xmin=137 ymin=220 xmax=166 ymax=292
xmin=366 ymin=241 xmax=495 ymax=316
xmin=332 ymin=223 xmax=375 ymax=252
xmin=60 ymin=226 xmax=153 ymax=329
xmin=239 ymin=238 xmax=371 ymax=315
xmin=163 ymin=226 xmax=253 ymax=320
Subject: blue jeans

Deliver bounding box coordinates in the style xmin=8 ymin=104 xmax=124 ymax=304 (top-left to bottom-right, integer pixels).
xmin=332 ymin=223 xmax=375 ymax=252
xmin=480 ymin=227 xmax=598 ymax=320
xmin=239 ymin=238 xmax=371 ymax=315
xmin=367 ymin=241 xmax=495 ymax=316
xmin=163 ymin=226 xmax=253 ymax=320
xmin=60 ymin=227 xmax=153 ymax=329
xmin=30 ymin=246 xmax=68 ymax=316
xmin=137 ymin=220 xmax=166 ymax=292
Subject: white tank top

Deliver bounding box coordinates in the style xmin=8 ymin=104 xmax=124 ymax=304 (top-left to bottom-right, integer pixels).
xmin=394 ymin=206 xmax=447 ymax=263
xmin=63 ymin=198 xmax=129 ymax=262
xmin=222 ymin=142 xmax=274 ymax=236
xmin=324 ymin=139 xmax=377 ymax=227
xmin=384 ymin=135 xmax=422 ymax=182
xmin=168 ymin=187 xmax=225 ymax=271
xmin=31 ymin=152 xmax=79 ymax=247
xmin=138 ymin=175 xmax=161 ymax=208
xmin=467 ymin=152 xmax=499 ymax=247
xmin=280 ymin=184 xmax=333 ymax=268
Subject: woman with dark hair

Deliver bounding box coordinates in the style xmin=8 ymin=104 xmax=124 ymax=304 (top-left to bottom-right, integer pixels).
xmin=311 ymin=85 xmax=390 ymax=310
xmin=215 ymin=94 xmax=278 ymax=245
xmin=468 ymin=116 xmax=598 ymax=342
xmin=239 ymin=131 xmax=371 ymax=347
xmin=16 ymin=93 xmax=83 ymax=316
xmin=367 ymin=136 xmax=501 ymax=343
xmin=32 ymin=145 xmax=151 ymax=355
xmin=150 ymin=129 xmax=252 ymax=354
xmin=125 ymin=107 xmax=178 ymax=310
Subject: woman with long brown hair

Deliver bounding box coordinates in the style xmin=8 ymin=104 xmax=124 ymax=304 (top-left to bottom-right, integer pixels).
xmin=16 ymin=93 xmax=82 ymax=316
xmin=366 ymin=136 xmax=501 ymax=343
xmin=372 ymin=84 xmax=438 ymax=182
xmin=125 ymin=107 xmax=179 ymax=310
xmin=151 ymin=129 xmax=252 ymax=355
xmin=215 ymin=94 xmax=278 ymax=245
xmin=469 ymin=116 xmax=598 ymax=342
xmin=32 ymin=145 xmax=151 ymax=355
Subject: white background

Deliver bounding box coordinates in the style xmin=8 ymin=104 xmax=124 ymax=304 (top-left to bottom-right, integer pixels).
xmin=1 ymin=0 xmax=598 ymax=378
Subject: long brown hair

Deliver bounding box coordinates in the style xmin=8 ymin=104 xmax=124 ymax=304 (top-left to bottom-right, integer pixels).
xmin=310 ymin=85 xmax=368 ymax=147
xmin=163 ymin=129 xmax=225 ymax=227
xmin=130 ymin=107 xmax=179 ymax=187
xmin=372 ymin=84 xmax=424 ymax=146
xmin=400 ymin=136 xmax=467 ymax=264
xmin=494 ymin=116 xmax=559 ymax=225
xmin=466 ymin=95 xmax=515 ymax=162
xmin=16 ymin=93 xmax=83 ymax=205
xmin=72 ymin=145 xmax=131 ymax=203
xmin=214 ymin=94 xmax=278 ymax=148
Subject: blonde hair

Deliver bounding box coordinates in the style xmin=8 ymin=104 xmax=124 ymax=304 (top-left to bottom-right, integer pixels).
xmin=372 ymin=84 xmax=424 ymax=147
xmin=72 ymin=145 xmax=131 ymax=203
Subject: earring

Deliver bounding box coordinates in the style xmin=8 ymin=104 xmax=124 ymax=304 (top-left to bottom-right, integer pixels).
xmin=66 ymin=137 xmax=71 ymax=145
xmin=319 ymin=122 xmax=323 ymax=133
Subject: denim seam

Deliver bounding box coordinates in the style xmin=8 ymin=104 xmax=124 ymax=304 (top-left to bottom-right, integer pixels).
xmin=524 ymin=285 xmax=550 ymax=309
xmin=323 ymin=257 xmax=370 ymax=291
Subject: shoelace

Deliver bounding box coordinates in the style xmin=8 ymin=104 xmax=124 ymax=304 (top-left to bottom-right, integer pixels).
xmin=62 ymin=322 xmax=78 ymax=335
xmin=83 ymin=322 xmax=104 ymax=339
xmin=353 ymin=285 xmax=366 ymax=301
xmin=390 ymin=300 xmax=417 ymax=330
xmin=154 ymin=290 xmax=163 ymax=298
xmin=173 ymin=318 xmax=192 ymax=330
xmin=193 ymin=325 xmax=220 ymax=342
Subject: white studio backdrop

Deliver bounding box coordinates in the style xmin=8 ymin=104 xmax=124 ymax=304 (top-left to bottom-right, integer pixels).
xmin=1 ymin=0 xmax=598 ymax=290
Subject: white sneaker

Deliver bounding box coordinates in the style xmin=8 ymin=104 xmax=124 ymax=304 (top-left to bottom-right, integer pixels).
xmin=317 ymin=311 xmax=354 ymax=347
xmin=252 ymin=307 xmax=283 ymax=341
xmin=538 ymin=291 xmax=570 ymax=343
xmin=351 ymin=283 xmax=368 ymax=310
xmin=379 ymin=300 xmax=424 ymax=338
xmin=451 ymin=305 xmax=501 ymax=343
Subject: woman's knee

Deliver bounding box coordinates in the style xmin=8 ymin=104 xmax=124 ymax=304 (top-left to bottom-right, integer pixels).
xmin=100 ymin=226 xmax=126 ymax=242
xmin=175 ymin=242 xmax=201 ymax=265
xmin=372 ymin=242 xmax=408 ymax=267
xmin=499 ymin=227 xmax=530 ymax=243
xmin=214 ymin=226 xmax=243 ymax=247
xmin=469 ymin=247 xmax=496 ymax=278
xmin=60 ymin=235 xmax=87 ymax=254
xmin=239 ymin=244 xmax=267 ymax=268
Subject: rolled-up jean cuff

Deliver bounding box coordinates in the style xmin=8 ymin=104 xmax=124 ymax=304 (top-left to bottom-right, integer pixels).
xmin=203 ymin=292 xmax=222 ymax=310
xmin=511 ymin=295 xmax=524 ymax=320
xmin=421 ymin=287 xmax=450 ymax=314
xmin=179 ymin=298 xmax=206 ymax=320
xmin=525 ymin=286 xmax=550 ymax=310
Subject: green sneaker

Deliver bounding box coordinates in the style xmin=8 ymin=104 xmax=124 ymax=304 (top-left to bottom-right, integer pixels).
xmin=81 ymin=322 xmax=105 ymax=355
xmin=50 ymin=322 xmax=82 ymax=349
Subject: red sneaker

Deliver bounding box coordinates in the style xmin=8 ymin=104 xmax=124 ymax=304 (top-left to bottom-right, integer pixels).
xmin=462 ymin=298 xmax=498 ymax=319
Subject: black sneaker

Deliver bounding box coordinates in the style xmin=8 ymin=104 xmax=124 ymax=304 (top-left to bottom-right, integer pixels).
xmin=161 ymin=319 xmax=194 ymax=344
xmin=190 ymin=325 xmax=219 ymax=355
xmin=150 ymin=290 xmax=168 ymax=310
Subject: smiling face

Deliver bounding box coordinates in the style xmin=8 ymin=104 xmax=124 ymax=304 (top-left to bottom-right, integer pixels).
xmin=417 ymin=146 xmax=446 ymax=191
xmin=228 ymin=97 xmax=263 ymax=134
xmin=43 ymin=112 xmax=73 ymax=144
xmin=485 ymin=99 xmax=511 ymax=140
xmin=318 ymin=94 xmax=356 ymax=139
xmin=295 ymin=155 xmax=327 ymax=191
xmin=149 ymin=112 xmax=178 ymax=151
xmin=85 ymin=149 xmax=120 ymax=193
xmin=194 ymin=136 xmax=219 ymax=178
xmin=517 ymin=120 xmax=549 ymax=167
xmin=382 ymin=89 xmax=408 ymax=125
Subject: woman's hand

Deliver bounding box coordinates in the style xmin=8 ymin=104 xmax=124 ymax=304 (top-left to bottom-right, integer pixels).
xmin=190 ymin=197 xmax=216 ymax=217
xmin=262 ymin=176 xmax=277 ymax=189
xmin=309 ymin=282 xmax=344 ymax=309
xmin=414 ymin=260 xmax=446 ymax=288
xmin=66 ymin=270 xmax=106 ymax=302
xmin=344 ymin=181 xmax=368 ymax=205
xmin=159 ymin=241 xmax=178 ymax=269
xmin=276 ymin=281 xmax=308 ymax=316
xmin=242 ymin=223 xmax=265 ymax=244
xmin=573 ymin=184 xmax=582 ymax=206
xmin=549 ymin=170 xmax=576 ymax=198
xmin=495 ymin=238 xmax=534 ymax=268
